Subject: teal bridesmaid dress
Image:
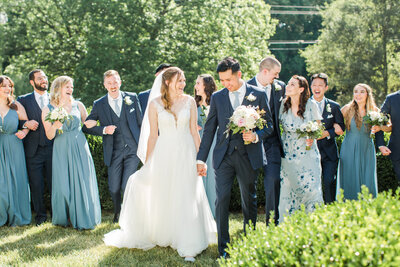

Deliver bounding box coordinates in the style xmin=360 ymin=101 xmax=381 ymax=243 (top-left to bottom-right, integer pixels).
xmin=337 ymin=118 xmax=378 ymax=200
xmin=50 ymin=102 xmax=101 ymax=230
xmin=197 ymin=105 xmax=216 ymax=218
xmin=0 ymin=109 xmax=31 ymax=226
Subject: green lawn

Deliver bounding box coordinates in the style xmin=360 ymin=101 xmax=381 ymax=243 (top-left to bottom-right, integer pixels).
xmin=0 ymin=212 xmax=264 ymax=266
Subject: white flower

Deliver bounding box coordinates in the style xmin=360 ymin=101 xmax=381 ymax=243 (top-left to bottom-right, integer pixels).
xmin=274 ymin=82 xmax=282 ymax=91
xmin=204 ymin=106 xmax=210 ymax=117
xmin=368 ymin=111 xmax=381 ymax=121
xmin=50 ymin=110 xmax=59 ymax=120
xmin=326 ymin=103 xmax=331 ymax=113
xmin=246 ymin=93 xmax=256 ymax=102
xmin=124 ymin=96 xmax=133 ymax=105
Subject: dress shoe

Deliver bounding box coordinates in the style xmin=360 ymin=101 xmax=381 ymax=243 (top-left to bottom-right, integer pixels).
xmin=113 ymin=213 xmax=120 ymax=223
xmin=35 ymin=217 xmax=47 ymax=226
xmin=219 ymin=252 xmax=230 ymax=259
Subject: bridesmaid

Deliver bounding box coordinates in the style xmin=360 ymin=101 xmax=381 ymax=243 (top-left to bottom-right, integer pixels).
xmin=194 ymin=74 xmax=217 ymax=217
xmin=337 ymin=83 xmax=379 ymax=200
xmin=42 ymin=76 xmax=101 ymax=230
xmin=0 ymin=76 xmax=31 ymax=226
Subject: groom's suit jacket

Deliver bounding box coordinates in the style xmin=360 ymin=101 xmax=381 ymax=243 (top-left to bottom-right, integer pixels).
xmin=197 ymin=84 xmax=274 ymax=170
xmin=17 ymin=92 xmax=53 ymax=157
xmin=82 ymin=91 xmax=142 ymax=166
xmin=376 ymin=90 xmax=400 ymax=161
xmin=316 ymin=98 xmax=345 ymax=162
xmin=247 ymin=78 xmax=285 ymax=158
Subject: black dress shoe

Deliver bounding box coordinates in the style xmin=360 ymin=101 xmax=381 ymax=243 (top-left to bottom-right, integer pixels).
xmin=218 ymin=252 xmax=230 ymax=260
xmin=113 ymin=213 xmax=120 ymax=223
xmin=36 ymin=217 xmax=47 ymax=226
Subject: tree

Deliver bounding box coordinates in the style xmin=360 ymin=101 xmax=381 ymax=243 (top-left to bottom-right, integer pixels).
xmin=301 ymin=0 xmax=400 ymax=104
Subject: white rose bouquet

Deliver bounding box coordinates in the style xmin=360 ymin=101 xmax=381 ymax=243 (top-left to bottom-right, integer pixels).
xmin=225 ymin=105 xmax=267 ymax=145
xmin=363 ymin=111 xmax=390 ymax=137
xmin=296 ymin=120 xmax=325 ymax=150
xmin=45 ymin=107 xmax=71 ymax=134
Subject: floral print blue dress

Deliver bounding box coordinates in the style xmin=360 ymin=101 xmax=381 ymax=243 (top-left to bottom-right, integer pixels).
xmin=278 ymin=99 xmax=324 ymax=222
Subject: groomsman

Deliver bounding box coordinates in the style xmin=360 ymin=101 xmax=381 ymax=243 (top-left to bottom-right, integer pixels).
xmin=247 ymin=56 xmax=285 ymax=225
xmin=83 ymin=70 xmax=142 ymax=223
xmin=310 ymin=73 xmax=345 ymax=203
xmin=197 ymin=57 xmax=274 ymax=258
xmin=375 ymin=90 xmax=400 ymax=183
xmin=17 ymin=69 xmax=53 ymax=225
xmin=138 ymin=63 xmax=171 ymax=113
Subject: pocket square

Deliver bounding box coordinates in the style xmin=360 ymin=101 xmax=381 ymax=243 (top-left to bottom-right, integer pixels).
xmin=129 ymin=108 xmax=135 ymax=113
xmin=279 ymin=96 xmax=283 ymax=102
xmin=327 ymin=114 xmax=334 ymax=119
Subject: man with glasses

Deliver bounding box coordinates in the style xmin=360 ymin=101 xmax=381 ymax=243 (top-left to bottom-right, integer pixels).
xmin=17 ymin=69 xmax=53 ymax=225
xmin=310 ymin=73 xmax=345 ymax=203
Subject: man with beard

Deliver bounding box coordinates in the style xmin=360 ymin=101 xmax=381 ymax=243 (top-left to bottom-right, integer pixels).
xmin=17 ymin=69 xmax=53 ymax=225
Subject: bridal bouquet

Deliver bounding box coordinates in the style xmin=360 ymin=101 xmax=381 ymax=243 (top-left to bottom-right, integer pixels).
xmin=296 ymin=120 xmax=325 ymax=150
xmin=363 ymin=111 xmax=390 ymax=137
xmin=225 ymin=105 xmax=267 ymax=145
xmin=45 ymin=107 xmax=71 ymax=134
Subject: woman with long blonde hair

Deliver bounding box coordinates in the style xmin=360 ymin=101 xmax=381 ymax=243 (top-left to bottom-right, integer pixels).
xmin=337 ymin=83 xmax=379 ymax=200
xmin=42 ymin=76 xmax=101 ymax=230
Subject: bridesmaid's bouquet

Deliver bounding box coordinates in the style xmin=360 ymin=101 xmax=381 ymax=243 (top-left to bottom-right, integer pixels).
xmin=45 ymin=107 xmax=71 ymax=134
xmin=363 ymin=111 xmax=390 ymax=137
xmin=296 ymin=120 xmax=325 ymax=150
xmin=200 ymin=105 xmax=210 ymax=124
xmin=225 ymin=105 xmax=267 ymax=145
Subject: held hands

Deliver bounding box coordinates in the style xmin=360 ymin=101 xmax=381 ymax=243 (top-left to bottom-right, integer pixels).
xmin=197 ymin=163 xmax=207 ymax=177
xmin=379 ymin=146 xmax=391 ymax=156
xmin=84 ymin=119 xmax=97 ymax=128
xmin=105 ymin=125 xmax=117 ymax=135
xmin=242 ymin=130 xmax=256 ymax=143
xmin=25 ymin=120 xmax=39 ymax=131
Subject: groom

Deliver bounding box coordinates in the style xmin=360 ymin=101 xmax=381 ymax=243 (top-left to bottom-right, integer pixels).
xmin=83 ymin=70 xmax=142 ymax=222
xmin=197 ymin=57 xmax=274 ymax=257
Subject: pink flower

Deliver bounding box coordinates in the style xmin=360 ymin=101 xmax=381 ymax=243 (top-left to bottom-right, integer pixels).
xmin=238 ymin=118 xmax=245 ymax=127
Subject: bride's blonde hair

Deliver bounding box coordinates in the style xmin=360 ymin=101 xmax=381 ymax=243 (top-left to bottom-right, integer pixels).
xmin=50 ymin=76 xmax=74 ymax=106
xmin=160 ymin=67 xmax=184 ymax=119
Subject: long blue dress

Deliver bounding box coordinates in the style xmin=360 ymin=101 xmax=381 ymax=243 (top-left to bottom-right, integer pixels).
xmin=50 ymin=102 xmax=101 ymax=230
xmin=278 ymin=99 xmax=324 ymax=222
xmin=197 ymin=105 xmax=216 ymax=218
xmin=0 ymin=109 xmax=31 ymax=226
xmin=336 ymin=118 xmax=378 ymax=199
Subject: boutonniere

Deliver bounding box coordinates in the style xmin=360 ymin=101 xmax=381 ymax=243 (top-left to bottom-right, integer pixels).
xmin=326 ymin=103 xmax=331 ymax=113
xmin=246 ymin=92 xmax=256 ymax=102
xmin=124 ymin=96 xmax=133 ymax=105
xmin=274 ymin=82 xmax=282 ymax=91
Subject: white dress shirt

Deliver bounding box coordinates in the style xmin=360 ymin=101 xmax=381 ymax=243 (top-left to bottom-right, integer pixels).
xmin=34 ymin=91 xmax=49 ymax=109
xmin=255 ymin=75 xmax=272 ymax=101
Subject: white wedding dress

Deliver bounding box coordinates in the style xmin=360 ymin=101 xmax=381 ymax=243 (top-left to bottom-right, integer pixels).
xmin=104 ymin=97 xmax=217 ymax=257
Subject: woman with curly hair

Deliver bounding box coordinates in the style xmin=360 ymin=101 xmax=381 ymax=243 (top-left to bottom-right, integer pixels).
xmin=336 ymin=83 xmax=379 ymax=200
xmin=278 ymin=75 xmax=324 ymax=222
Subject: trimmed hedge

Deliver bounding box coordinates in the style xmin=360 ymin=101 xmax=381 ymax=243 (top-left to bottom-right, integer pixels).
xmin=219 ymin=187 xmax=400 ymax=266
xmin=86 ymin=132 xmax=398 ymax=211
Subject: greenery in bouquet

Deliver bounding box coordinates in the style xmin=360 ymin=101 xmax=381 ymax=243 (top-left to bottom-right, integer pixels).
xmin=296 ymin=120 xmax=325 ymax=150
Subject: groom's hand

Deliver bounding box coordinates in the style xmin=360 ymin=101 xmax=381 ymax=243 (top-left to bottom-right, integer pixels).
xmin=104 ymin=125 xmax=117 ymax=135
xmin=197 ymin=163 xmax=207 ymax=177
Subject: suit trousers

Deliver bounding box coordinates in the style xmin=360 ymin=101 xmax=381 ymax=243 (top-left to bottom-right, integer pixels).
xmin=321 ymin=159 xmax=338 ymax=204
xmin=26 ymin=145 xmax=53 ymax=221
xmin=263 ymin=143 xmax=281 ymax=225
xmin=215 ymin=149 xmax=257 ymax=256
xmin=392 ymin=158 xmax=400 ymax=183
xmin=108 ymin=145 xmax=140 ymax=214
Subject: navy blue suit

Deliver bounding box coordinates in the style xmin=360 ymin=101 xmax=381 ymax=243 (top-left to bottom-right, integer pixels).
xmin=83 ymin=91 xmax=142 ymax=214
xmin=138 ymin=89 xmax=150 ymax=115
xmin=247 ymin=77 xmax=285 ymax=225
xmin=197 ymin=83 xmax=274 ymax=255
xmin=17 ymin=92 xmax=53 ymax=223
xmin=315 ymin=98 xmax=345 ymax=203
xmin=376 ymin=91 xmax=400 ymax=182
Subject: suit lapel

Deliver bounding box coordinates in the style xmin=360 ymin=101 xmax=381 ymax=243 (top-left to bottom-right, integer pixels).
xmin=102 ymin=96 xmax=113 ymax=124
xmin=29 ymin=92 xmax=43 ymax=119
xmin=241 ymin=85 xmax=251 ymax=106
xmin=322 ymin=98 xmax=329 ymax=120
xmin=223 ymin=88 xmax=234 ymax=115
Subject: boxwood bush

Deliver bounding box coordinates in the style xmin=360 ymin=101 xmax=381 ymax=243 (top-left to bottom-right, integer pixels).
xmin=220 ymin=187 xmax=400 ymax=266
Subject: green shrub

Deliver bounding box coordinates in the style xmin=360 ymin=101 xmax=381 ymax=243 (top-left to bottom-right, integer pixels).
xmin=220 ymin=186 xmax=400 ymax=266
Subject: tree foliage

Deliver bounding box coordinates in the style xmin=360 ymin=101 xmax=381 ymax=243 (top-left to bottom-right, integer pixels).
xmin=301 ymin=0 xmax=400 ymax=105
xmin=0 ymin=0 xmax=277 ymax=105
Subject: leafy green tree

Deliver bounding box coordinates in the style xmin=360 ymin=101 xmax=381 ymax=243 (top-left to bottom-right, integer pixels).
xmin=301 ymin=0 xmax=400 ymax=104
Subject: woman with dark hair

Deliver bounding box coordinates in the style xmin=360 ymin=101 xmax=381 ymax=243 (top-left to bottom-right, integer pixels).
xmin=0 ymin=75 xmax=31 ymax=226
xmin=104 ymin=67 xmax=216 ymax=262
xmin=194 ymin=74 xmax=217 ymax=217
xmin=278 ymin=75 xmax=324 ymax=222
xmin=336 ymin=83 xmax=379 ymax=200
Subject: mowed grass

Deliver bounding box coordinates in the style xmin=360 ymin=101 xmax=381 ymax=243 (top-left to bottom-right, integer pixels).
xmin=0 ymin=212 xmax=266 ymax=266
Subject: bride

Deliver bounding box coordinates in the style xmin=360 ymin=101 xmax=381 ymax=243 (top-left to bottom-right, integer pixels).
xmin=103 ymin=67 xmax=217 ymax=261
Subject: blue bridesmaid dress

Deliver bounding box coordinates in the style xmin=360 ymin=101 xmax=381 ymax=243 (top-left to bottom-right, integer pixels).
xmin=50 ymin=102 xmax=101 ymax=230
xmin=0 ymin=109 xmax=31 ymax=226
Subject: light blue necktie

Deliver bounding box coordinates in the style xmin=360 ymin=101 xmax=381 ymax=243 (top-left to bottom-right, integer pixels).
xmin=113 ymin=99 xmax=121 ymax=117
xmin=232 ymin=91 xmax=240 ymax=110
xmin=39 ymin=95 xmax=44 ymax=109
